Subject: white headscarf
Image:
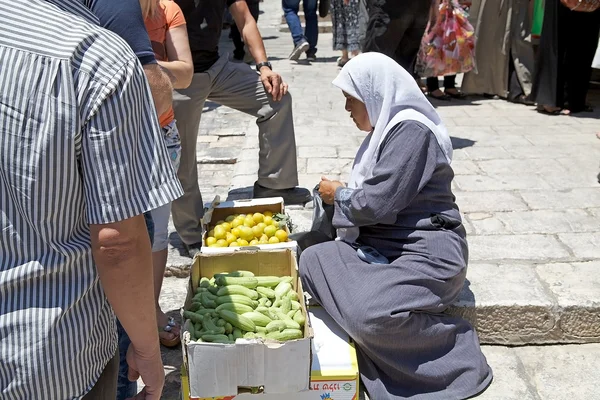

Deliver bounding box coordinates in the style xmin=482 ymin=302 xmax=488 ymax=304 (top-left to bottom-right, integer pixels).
xmin=332 ymin=52 xmax=453 ymax=243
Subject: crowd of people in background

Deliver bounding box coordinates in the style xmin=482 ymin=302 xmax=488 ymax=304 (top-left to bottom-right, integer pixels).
xmin=272 ymin=0 xmax=600 ymax=114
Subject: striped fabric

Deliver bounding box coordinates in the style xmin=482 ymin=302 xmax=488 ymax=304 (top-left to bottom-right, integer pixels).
xmin=0 ymin=0 xmax=183 ymax=398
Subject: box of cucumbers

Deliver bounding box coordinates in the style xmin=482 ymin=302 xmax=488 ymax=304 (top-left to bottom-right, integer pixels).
xmin=182 ymin=249 xmax=313 ymax=399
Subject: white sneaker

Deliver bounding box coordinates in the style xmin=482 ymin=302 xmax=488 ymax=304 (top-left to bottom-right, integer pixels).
xmin=289 ymin=40 xmax=309 ymax=61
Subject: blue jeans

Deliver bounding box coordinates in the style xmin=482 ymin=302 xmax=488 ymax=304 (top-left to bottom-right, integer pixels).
xmin=282 ymin=0 xmax=318 ymax=55
xmin=116 ymin=212 xmax=154 ymax=399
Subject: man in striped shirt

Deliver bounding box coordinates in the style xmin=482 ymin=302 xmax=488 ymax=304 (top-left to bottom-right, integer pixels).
xmin=0 ymin=0 xmax=183 ymax=398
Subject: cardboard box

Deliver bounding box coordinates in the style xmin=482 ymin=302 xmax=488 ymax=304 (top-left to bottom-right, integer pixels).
xmin=309 ymin=307 xmax=360 ymax=400
xmin=201 ymin=197 xmax=297 ymax=254
xmin=181 ymin=365 xmax=323 ymax=400
xmin=182 ymin=249 xmax=313 ymax=399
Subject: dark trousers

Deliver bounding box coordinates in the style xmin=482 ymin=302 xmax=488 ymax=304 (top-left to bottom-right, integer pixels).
xmin=362 ymin=0 xmax=430 ymax=72
xmin=531 ymin=0 xmax=600 ymax=112
xmin=426 ymin=75 xmax=457 ymax=92
xmin=231 ymin=2 xmax=260 ymax=60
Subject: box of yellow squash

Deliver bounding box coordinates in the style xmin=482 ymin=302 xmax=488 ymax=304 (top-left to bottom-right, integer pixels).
xmin=309 ymin=307 xmax=360 ymax=400
xmin=201 ymin=197 xmax=298 ymax=254
xmin=181 ymin=249 xmax=316 ymax=399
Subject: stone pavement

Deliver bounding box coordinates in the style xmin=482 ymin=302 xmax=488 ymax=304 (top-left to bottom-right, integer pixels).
xmin=159 ymin=0 xmax=600 ymax=397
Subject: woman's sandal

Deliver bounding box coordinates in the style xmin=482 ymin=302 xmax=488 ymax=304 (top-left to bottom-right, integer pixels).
xmin=337 ymin=57 xmax=349 ymax=68
xmin=428 ymin=91 xmax=451 ymax=101
xmin=159 ymin=316 xmax=181 ymax=348
xmin=536 ymin=105 xmax=568 ymax=116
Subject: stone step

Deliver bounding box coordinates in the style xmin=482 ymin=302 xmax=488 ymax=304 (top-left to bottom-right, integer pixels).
xmin=279 ymin=21 xmax=333 ymax=34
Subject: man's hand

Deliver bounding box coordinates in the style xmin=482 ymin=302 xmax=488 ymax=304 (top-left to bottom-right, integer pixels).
xmin=260 ymin=68 xmax=288 ymax=102
xmin=125 ymin=344 xmax=164 ymax=400
xmin=319 ymin=176 xmax=344 ymax=205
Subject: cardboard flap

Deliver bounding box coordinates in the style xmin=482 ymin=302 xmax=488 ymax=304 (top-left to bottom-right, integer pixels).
xmin=264 ymin=339 xmax=312 ymax=393
xmin=188 ymin=342 xmax=239 ymax=398
xmin=309 ymin=308 xmax=358 ymax=376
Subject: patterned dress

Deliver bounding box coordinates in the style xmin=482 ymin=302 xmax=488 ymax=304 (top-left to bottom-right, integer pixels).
xmin=331 ymin=0 xmax=362 ymax=51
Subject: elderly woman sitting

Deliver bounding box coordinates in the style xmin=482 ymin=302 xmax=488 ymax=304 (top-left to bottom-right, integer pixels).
xmin=299 ymin=53 xmax=493 ymax=399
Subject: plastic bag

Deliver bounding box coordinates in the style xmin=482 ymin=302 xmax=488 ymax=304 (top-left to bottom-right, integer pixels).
xmin=310 ymin=184 xmax=337 ymax=240
xmin=416 ymin=0 xmax=476 ymax=78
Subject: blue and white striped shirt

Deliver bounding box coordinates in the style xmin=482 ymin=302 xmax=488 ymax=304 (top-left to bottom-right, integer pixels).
xmin=0 ymin=0 xmax=183 ymax=398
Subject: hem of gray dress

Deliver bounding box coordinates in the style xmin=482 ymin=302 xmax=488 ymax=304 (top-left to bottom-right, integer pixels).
xmin=460 ymin=367 xmax=494 ymax=400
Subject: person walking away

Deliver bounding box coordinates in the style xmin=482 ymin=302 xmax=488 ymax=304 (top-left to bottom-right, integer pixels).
xmin=283 ymin=0 xmax=319 ymax=60
xmin=0 ymin=0 xmax=184 ymax=398
xmin=461 ymin=0 xmax=535 ymax=103
xmin=531 ymin=0 xmax=600 ymax=114
xmin=362 ymin=0 xmax=431 ymax=71
xmin=141 ymin=0 xmax=193 ymax=350
xmin=173 ymin=0 xmax=311 ymax=258
xmin=331 ymin=0 xmax=362 ymax=66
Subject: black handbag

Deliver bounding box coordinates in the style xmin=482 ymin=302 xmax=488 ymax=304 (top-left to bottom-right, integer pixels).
xmin=319 ymin=0 xmax=330 ymax=18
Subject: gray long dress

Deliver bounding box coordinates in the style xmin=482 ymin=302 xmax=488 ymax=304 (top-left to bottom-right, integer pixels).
xmin=299 ymin=121 xmax=493 ymax=399
xmin=461 ymin=0 xmax=535 ymax=98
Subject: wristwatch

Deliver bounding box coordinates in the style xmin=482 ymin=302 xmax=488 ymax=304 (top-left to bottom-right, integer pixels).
xmin=255 ymin=61 xmax=272 ymax=71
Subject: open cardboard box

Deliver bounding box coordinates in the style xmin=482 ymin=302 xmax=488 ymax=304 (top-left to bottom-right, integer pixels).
xmin=201 ymin=197 xmax=298 ymax=254
xmin=182 ymin=249 xmax=314 ymax=399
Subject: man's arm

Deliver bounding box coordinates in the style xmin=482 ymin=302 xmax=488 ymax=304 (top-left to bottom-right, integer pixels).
xmin=229 ymin=0 xmax=288 ymax=101
xmin=90 ymin=216 xmax=164 ymax=399
xmin=86 ymin=0 xmax=173 ymax=115
xmin=144 ymin=64 xmax=174 ymax=115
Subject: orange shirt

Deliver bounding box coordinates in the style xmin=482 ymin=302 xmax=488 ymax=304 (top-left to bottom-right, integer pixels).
xmin=144 ymin=0 xmax=186 ymax=128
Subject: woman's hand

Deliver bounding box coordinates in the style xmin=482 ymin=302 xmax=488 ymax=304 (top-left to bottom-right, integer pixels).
xmin=319 ymin=176 xmax=344 ymax=205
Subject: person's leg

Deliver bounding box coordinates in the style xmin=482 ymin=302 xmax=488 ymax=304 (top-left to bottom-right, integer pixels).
xmin=83 ymin=350 xmax=120 ymax=399
xmin=231 ymin=24 xmax=245 ymax=61
xmin=115 ymin=322 xmax=137 ymax=400
xmin=150 ymin=202 xmax=180 ymax=345
xmin=531 ymin=0 xmax=563 ymax=113
xmin=362 ymin=0 xmax=408 ymax=65
xmin=208 ymin=58 xmax=310 ymax=204
xmin=394 ymin=0 xmax=430 ymax=73
xmin=564 ymin=10 xmax=600 ymax=113
xmin=303 ymin=0 xmax=319 ymax=57
xmin=283 ymin=0 xmax=309 ymax=59
xmin=426 ymin=77 xmax=440 ymax=92
xmin=151 ymin=121 xmax=182 ymax=345
xmin=171 ymin=74 xmax=211 ymax=252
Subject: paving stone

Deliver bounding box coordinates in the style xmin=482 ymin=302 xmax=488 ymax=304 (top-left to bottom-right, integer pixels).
xmin=477 ymin=347 xmax=539 ymax=400
xmin=196 ymin=146 xmax=238 ymax=164
xmin=464 ymin=146 xmax=514 ymax=161
xmin=536 ymin=262 xmax=600 ymax=341
xmin=476 ymin=158 xmax=565 ymax=175
xmin=494 ymin=209 xmax=600 ymax=234
xmin=516 ymin=344 xmax=600 ymax=400
xmin=454 ymin=191 xmax=530 ymax=213
xmin=298 ymin=146 xmax=338 ymax=158
xmin=451 ymin=160 xmax=483 ymax=175
xmin=466 ymin=213 xmax=508 ymax=235
xmin=508 ymin=144 xmax=594 ymax=158
xmin=468 ymin=234 xmax=570 ymax=262
xmin=454 ymin=174 xmax=552 ymax=191
xmin=306 ymin=157 xmax=354 ymax=174
xmin=520 ymin=188 xmax=600 ymax=209
xmin=449 ymin=264 xmax=556 ymax=344
xmin=557 ymin=232 xmax=600 ymax=259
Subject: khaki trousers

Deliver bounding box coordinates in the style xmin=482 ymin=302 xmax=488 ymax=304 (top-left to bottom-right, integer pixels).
xmin=172 ymin=55 xmax=299 ymax=245
xmin=82 ymin=350 xmax=119 ymax=400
